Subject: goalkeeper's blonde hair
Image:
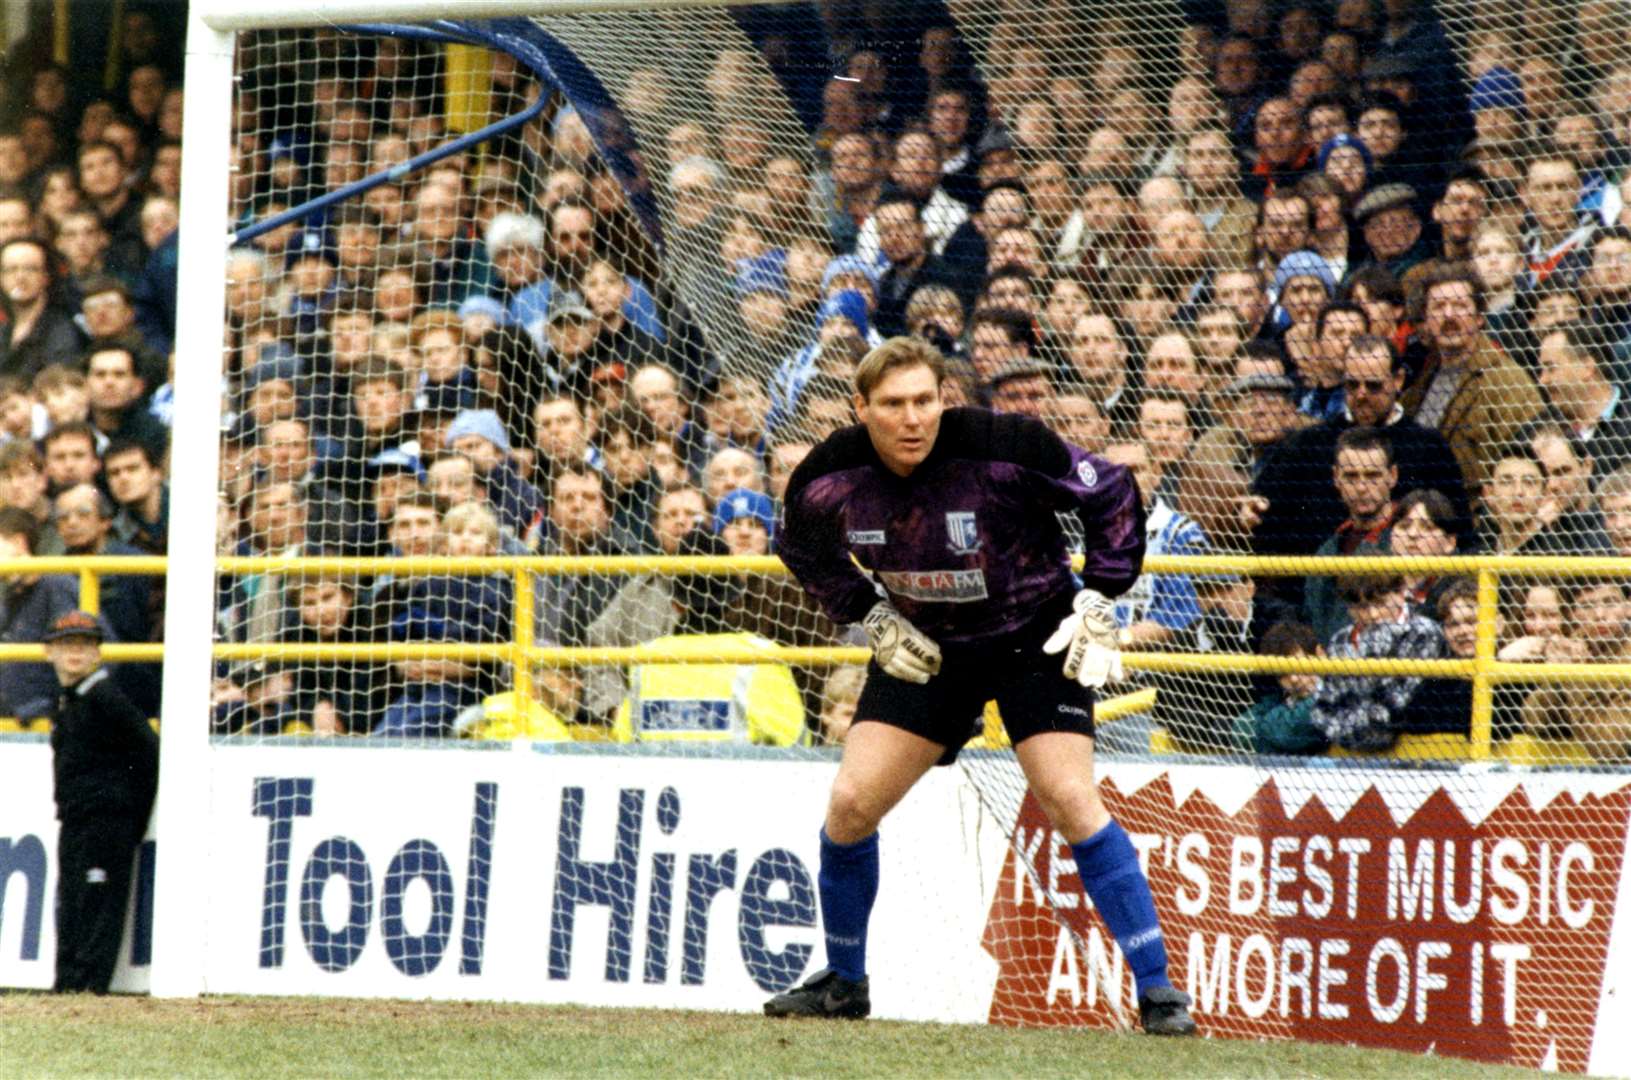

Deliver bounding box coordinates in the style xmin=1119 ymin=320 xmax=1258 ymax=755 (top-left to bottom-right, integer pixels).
xmin=853 ymin=336 xmax=947 ymax=402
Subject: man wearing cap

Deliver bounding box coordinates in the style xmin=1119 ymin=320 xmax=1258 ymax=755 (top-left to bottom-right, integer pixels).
xmin=1352 ymin=184 xmax=1430 ymax=280
xmin=1195 ymin=371 xmax=1304 ymax=484
xmin=537 ymin=288 xmax=599 ymax=395
xmin=46 ymin=609 xmax=157 ymax=993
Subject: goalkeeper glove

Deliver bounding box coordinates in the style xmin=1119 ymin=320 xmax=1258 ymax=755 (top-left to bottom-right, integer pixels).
xmin=1042 ymin=589 xmax=1125 ymax=689
xmin=863 ymin=601 xmax=942 ymax=684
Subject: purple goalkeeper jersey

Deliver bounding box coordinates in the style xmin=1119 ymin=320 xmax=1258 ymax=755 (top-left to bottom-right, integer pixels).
xmin=780 ymin=407 xmax=1145 ymax=644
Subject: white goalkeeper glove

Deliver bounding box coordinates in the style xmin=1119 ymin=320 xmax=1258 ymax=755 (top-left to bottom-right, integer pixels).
xmin=863 ymin=601 xmax=942 ymax=684
xmin=1042 ymin=589 xmax=1125 ymax=689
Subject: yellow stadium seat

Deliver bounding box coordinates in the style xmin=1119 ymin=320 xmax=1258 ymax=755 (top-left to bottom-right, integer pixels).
xmin=1497 ymin=734 xmax=1597 ymax=766
xmin=1149 ymin=727 xmax=1175 ymax=755
xmin=0 ymin=717 xmax=23 ymax=734
xmin=1329 ymin=733 xmax=1474 ymax=760
xmin=27 ymin=718 xmax=51 ymax=735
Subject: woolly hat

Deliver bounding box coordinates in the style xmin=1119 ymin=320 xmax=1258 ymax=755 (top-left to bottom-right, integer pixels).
xmin=444 ymin=408 xmax=511 ymax=453
xmin=545 ymin=289 xmax=595 ymax=325
xmin=1470 ymin=66 xmax=1527 ymax=118
xmin=1273 ymin=250 xmax=1336 ymax=297
xmin=369 ymin=447 xmax=425 ymax=480
xmin=1317 ymin=132 xmax=1373 ymax=174
xmin=734 ymin=248 xmax=789 ymax=299
xmin=820 ymin=253 xmax=882 ymax=295
xmin=713 ymin=487 xmax=776 ymax=540
xmin=458 ymin=294 xmax=510 ymax=326
xmin=815 ymin=288 xmax=869 ymax=338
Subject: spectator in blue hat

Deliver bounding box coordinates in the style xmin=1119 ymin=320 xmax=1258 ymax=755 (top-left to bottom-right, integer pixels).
xmin=1469 ymin=66 xmax=1527 ymax=148
xmin=733 ymin=250 xmax=800 ymax=360
xmin=821 ymin=253 xmax=882 ymax=302
xmin=1318 ymin=133 xmax=1373 ymax=209
xmin=768 ymin=289 xmax=870 ymax=435
xmin=715 ymin=486 xmax=776 ymax=556
xmin=444 ymin=407 xmax=543 ymax=546
xmin=1272 ymin=250 xmax=1338 ymax=407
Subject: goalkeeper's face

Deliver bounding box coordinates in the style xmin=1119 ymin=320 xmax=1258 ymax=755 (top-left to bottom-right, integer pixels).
xmin=855 ymin=363 xmax=943 ymax=478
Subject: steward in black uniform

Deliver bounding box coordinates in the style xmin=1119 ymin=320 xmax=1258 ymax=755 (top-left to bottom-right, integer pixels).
xmin=45 ymin=610 xmax=158 ymax=993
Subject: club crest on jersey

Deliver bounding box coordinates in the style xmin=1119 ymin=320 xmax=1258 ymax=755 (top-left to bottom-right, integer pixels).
xmin=945 ymin=511 xmax=981 ymax=555
xmin=1077 ymin=459 xmax=1098 ymax=487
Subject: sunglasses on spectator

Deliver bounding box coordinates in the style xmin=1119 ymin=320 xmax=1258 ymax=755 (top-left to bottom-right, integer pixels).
xmin=1343 ymin=377 xmax=1391 ymax=393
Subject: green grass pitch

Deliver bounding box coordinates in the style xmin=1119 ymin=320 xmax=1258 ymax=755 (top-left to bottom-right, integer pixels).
xmin=0 ymin=995 xmax=1558 ymax=1078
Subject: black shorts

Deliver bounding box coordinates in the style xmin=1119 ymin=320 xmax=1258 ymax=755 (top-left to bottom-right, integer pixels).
xmin=853 ymin=591 xmax=1095 ymax=765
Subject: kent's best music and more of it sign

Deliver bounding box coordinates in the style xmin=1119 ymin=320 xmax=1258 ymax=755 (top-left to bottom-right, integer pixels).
xmin=983 ymin=767 xmax=1631 ymax=1073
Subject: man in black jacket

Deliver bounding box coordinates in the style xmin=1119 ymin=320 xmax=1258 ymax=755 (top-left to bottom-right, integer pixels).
xmin=46 ymin=610 xmax=158 ymax=993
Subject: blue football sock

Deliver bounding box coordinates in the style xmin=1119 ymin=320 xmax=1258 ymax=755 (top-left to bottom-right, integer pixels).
xmin=817 ymin=828 xmax=879 ymax=982
xmin=1073 ymin=820 xmax=1172 ymax=997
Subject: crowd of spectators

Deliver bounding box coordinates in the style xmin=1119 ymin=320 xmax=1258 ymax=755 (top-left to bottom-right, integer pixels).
xmin=4 ymin=2 xmax=1631 ymax=758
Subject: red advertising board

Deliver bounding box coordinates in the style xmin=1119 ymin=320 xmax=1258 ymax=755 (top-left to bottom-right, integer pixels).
xmin=982 ymin=770 xmax=1631 ymax=1072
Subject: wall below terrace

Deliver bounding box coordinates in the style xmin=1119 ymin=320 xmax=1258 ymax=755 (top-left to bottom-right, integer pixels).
xmin=2 ymin=740 xmax=1630 ymax=1074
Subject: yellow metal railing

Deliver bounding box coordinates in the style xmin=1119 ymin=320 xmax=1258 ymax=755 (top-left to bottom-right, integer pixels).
xmin=4 ymin=553 xmax=1630 ymax=760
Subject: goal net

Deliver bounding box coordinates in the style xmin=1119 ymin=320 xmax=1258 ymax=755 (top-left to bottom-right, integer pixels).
xmin=193 ymin=0 xmax=1631 ymax=1066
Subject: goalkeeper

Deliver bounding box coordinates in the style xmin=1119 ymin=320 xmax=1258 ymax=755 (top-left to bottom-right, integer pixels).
xmin=766 ymin=337 xmax=1194 ymax=1036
